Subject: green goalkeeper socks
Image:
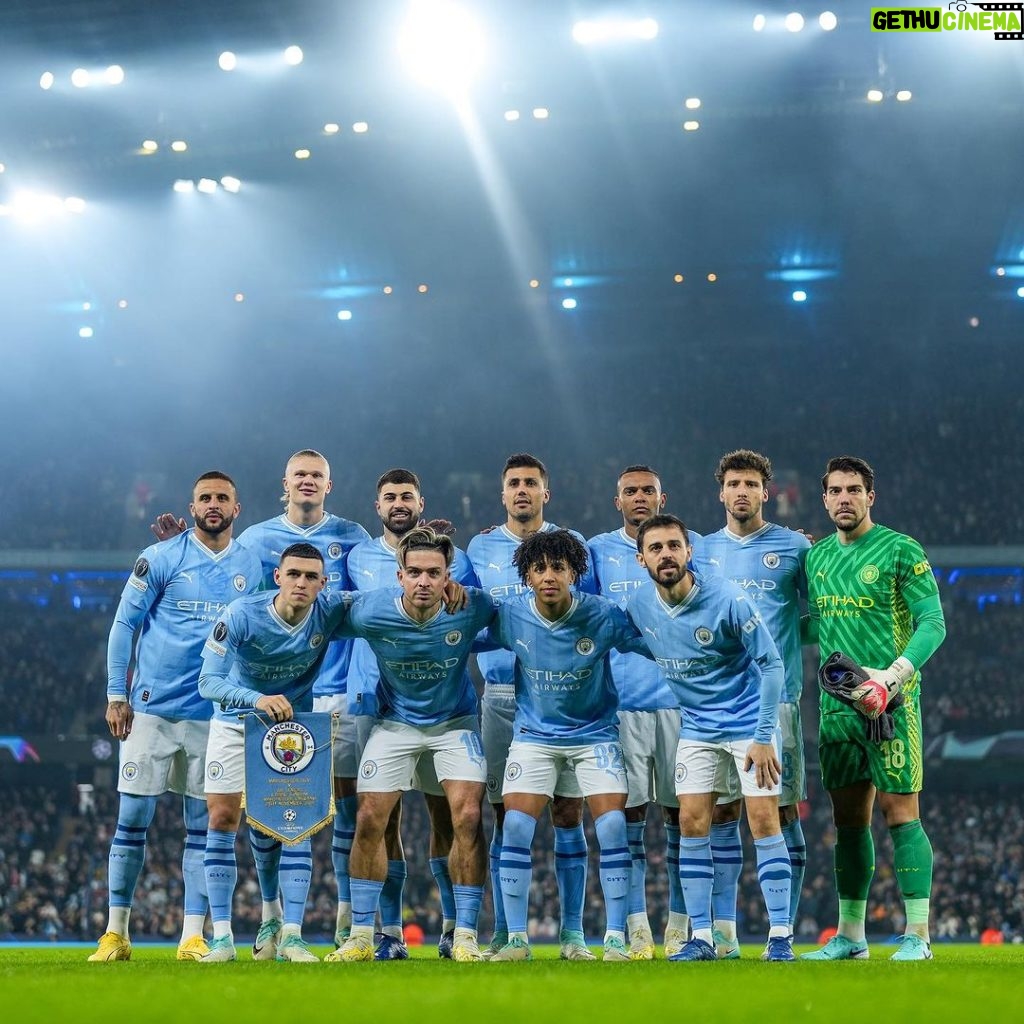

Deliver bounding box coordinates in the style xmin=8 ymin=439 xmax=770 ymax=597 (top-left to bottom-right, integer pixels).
xmin=834 ymin=826 xmax=874 ymax=901
xmin=891 ymin=818 xmax=933 ymax=901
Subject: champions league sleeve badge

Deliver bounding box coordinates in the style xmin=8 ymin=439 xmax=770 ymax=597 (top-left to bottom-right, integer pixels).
xmin=242 ymin=712 xmax=338 ymax=843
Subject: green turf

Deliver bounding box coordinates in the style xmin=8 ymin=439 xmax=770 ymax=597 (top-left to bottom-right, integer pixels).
xmin=4 ymin=945 xmax=1023 ymax=1023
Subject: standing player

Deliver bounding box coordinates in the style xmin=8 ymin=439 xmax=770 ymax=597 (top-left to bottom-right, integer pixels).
xmin=346 ymin=468 xmax=478 ymax=959
xmin=234 ymin=450 xmax=370 ymax=960
xmin=327 ymin=528 xmax=496 ymax=963
xmin=467 ymin=454 xmax=595 ymax=960
xmin=801 ymin=456 xmax=946 ymax=962
xmin=488 ymin=530 xmax=645 ymax=963
xmin=197 ymin=543 xmax=352 ymax=963
xmin=588 ymin=466 xmax=697 ymax=959
xmin=628 ymin=515 xmax=795 ymax=962
xmin=698 ymin=450 xmax=810 ymax=957
xmin=90 ymin=472 xmax=262 ymax=963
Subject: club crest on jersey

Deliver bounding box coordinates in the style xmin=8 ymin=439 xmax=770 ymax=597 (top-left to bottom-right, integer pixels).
xmin=207 ymin=761 xmax=224 ymax=780
xmin=121 ymin=762 xmax=139 ymax=781
xmin=694 ymin=627 xmax=714 ymax=647
xmin=762 ymin=552 xmax=780 ymax=570
xmin=310 ymin=633 xmax=324 ymax=649
xmin=328 ymin=543 xmax=342 ymax=559
xmin=674 ymin=763 xmax=687 ymax=784
xmin=283 ymin=809 xmax=297 ymax=822
xmin=575 ymin=637 xmax=595 ymax=656
xmin=262 ymin=721 xmax=316 ymax=774
xmin=233 ymin=574 xmax=247 ymax=592
xmin=213 ymin=621 xmax=228 ymax=643
xmin=445 ymin=630 xmax=463 ymax=646
xmin=505 ymin=762 xmax=523 ymax=781
xmin=360 ymin=760 xmax=378 ymax=779
xmin=859 ymin=564 xmax=880 ymax=585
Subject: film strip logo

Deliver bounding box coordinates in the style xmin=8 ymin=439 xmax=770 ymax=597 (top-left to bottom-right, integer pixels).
xmin=969 ymin=2 xmax=1024 ymax=40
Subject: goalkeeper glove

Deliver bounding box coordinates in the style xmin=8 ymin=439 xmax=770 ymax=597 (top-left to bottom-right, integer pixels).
xmin=858 ymin=657 xmax=914 ymax=717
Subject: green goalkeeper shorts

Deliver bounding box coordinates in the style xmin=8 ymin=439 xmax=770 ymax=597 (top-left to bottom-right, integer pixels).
xmin=818 ymin=690 xmax=924 ymax=794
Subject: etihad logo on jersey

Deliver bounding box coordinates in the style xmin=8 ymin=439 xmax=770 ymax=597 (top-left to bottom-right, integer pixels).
xmin=383 ymin=656 xmax=459 ymax=681
xmin=178 ymin=599 xmax=229 ymax=616
xmin=524 ymin=667 xmax=592 ymax=689
xmin=815 ymin=594 xmax=876 ymax=610
xmin=655 ymin=655 xmax=714 ymax=677
xmin=488 ymin=582 xmax=529 ymax=599
xmin=607 ymin=579 xmax=645 ymax=594
xmin=730 ymin=577 xmax=778 ymax=593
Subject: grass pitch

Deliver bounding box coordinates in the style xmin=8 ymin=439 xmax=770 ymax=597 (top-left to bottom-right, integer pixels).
xmin=3 ymin=944 xmax=1022 ymax=1024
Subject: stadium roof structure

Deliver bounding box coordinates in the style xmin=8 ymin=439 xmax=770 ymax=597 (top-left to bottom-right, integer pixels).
xmin=0 ymin=0 xmax=1020 ymax=322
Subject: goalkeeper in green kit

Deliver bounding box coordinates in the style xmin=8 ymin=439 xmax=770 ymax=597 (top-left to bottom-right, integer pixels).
xmin=802 ymin=456 xmax=946 ymax=961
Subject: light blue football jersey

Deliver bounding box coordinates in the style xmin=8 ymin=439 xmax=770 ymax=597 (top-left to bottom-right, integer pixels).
xmin=467 ymin=522 xmax=595 ymax=691
xmin=199 ymin=589 xmax=352 ymax=721
xmin=588 ymin=526 xmax=704 ymax=712
xmin=337 ymin=587 xmax=498 ymax=727
xmin=625 ymin=569 xmax=784 ymax=744
xmin=488 ymin=592 xmax=644 ymax=746
xmin=345 ymin=535 xmax=479 ymax=714
xmin=236 ymin=512 xmax=370 ymax=699
xmin=107 ymin=532 xmax=263 ymax=720
xmin=697 ymin=523 xmax=809 ymax=704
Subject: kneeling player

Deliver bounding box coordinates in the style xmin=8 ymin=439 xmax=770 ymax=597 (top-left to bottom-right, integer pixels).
xmin=488 ymin=530 xmax=647 ymax=963
xmin=628 ymin=515 xmax=795 ymax=962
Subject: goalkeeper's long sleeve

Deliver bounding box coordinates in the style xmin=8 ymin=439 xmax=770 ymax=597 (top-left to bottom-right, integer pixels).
xmin=900 ymin=593 xmax=946 ymax=671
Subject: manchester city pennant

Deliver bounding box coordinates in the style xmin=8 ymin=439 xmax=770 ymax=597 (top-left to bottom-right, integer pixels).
xmin=242 ymin=712 xmax=337 ymax=844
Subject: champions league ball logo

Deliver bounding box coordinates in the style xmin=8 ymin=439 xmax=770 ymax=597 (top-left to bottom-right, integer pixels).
xmin=262 ymin=721 xmax=316 ymax=775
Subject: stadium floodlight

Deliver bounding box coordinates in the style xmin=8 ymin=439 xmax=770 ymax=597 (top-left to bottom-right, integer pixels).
xmin=83 ymin=302 xmax=92 ymax=311
xmin=219 ymin=51 xmax=237 ymax=71
xmin=866 ymin=89 xmax=884 ymax=102
xmin=792 ymin=289 xmax=807 ymax=302
xmin=683 ymin=120 xmax=700 ymax=131
xmin=220 ymin=176 xmax=241 ymax=193
xmin=294 ymin=148 xmax=311 ymax=159
xmin=504 ymin=109 xmax=520 ymax=121
xmin=141 ymin=139 xmax=158 ymax=153
xmin=1017 ymin=287 xmax=1024 ymax=299
xmin=173 ymin=179 xmax=195 ymax=192
xmin=324 ymin=122 xmax=340 ymax=134
xmin=785 ymin=13 xmax=805 ymax=32
xmin=532 ymin=107 xmax=549 ymax=119
xmin=197 ymin=178 xmax=217 ymax=194
xmin=284 ymin=45 xmax=304 ymax=66
xmin=398 ymin=0 xmax=487 ymax=96
xmin=561 ymin=297 xmax=578 ymax=310
xmin=819 ymin=11 xmax=838 ymax=31
xmin=71 ymin=68 xmax=91 ymax=88
xmin=571 ymin=18 xmax=659 ymax=44
xmin=0 ymin=163 xmax=5 ymax=173
xmin=104 ymin=65 xmax=125 ymax=85
xmin=9 ymin=191 xmax=64 ymax=221
xmin=118 ymin=299 xmax=128 ymax=309
xmin=337 ymin=310 xmax=353 ymax=321
xmin=685 ymin=97 xmax=701 ymax=110
xmin=79 ymin=327 xmax=94 ymax=339
xmin=40 ymin=71 xmax=54 ymax=90
xmin=352 ymin=121 xmax=369 ymax=133
xmin=896 ymin=89 xmax=912 ymax=102
xmin=171 ymin=140 xmax=188 ymax=151
xmin=752 ymin=14 xmax=767 ymax=31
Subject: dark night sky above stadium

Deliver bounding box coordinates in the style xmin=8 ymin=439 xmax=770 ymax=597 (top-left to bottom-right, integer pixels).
xmin=0 ymin=0 xmax=1019 ymax=545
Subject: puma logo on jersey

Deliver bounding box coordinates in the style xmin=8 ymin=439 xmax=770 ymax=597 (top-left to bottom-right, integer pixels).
xmin=815 ymin=570 xmax=827 ymax=580
xmin=608 ymin=555 xmax=623 ymax=566
xmin=380 ymin=637 xmax=401 ymax=647
xmin=515 ymin=639 xmax=532 ymax=653
xmin=644 ymin=627 xmax=659 ymax=640
xmin=177 ymin=571 xmax=195 ymax=583
xmin=488 ymin=563 xmax=502 ymax=571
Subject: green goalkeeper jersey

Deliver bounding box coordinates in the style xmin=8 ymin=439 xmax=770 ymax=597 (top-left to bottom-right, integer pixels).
xmin=806 ymin=524 xmax=939 ymax=716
